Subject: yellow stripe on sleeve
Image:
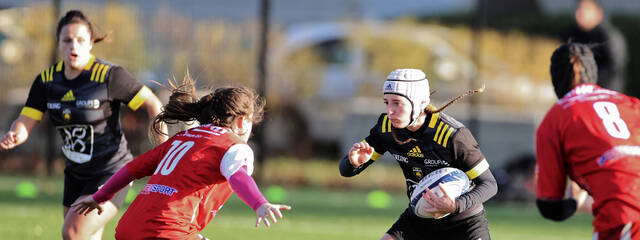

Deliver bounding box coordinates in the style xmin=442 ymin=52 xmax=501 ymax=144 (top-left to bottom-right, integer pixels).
xmin=362 ymin=139 xmax=383 ymax=161
xmin=56 ymin=61 xmax=63 ymax=72
xmin=44 ymin=68 xmax=50 ymax=82
xmin=371 ymin=151 xmax=383 ymax=161
xmin=382 ymin=115 xmax=388 ymax=133
xmin=428 ymin=112 xmax=439 ymax=128
xmin=99 ymin=65 xmax=110 ymax=83
xmin=20 ymin=107 xmax=43 ymax=121
xmin=40 ymin=71 xmax=46 ymax=83
xmin=90 ymin=64 xmax=100 ymax=81
xmin=95 ymin=64 xmax=105 ymax=82
xmin=442 ymin=127 xmax=454 ymax=147
xmin=437 ymin=124 xmax=449 ymax=145
xmin=128 ymin=86 xmax=153 ymax=110
xmin=434 ymin=121 xmax=444 ymax=141
xmin=84 ymin=55 xmax=95 ymax=70
xmin=466 ymin=158 xmax=490 ymax=180
xmin=48 ymin=66 xmax=54 ymax=82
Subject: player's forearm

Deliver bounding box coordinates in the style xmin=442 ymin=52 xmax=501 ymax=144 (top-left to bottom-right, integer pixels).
xmin=93 ymin=166 xmax=135 ymax=203
xmin=455 ymin=170 xmax=497 ymax=213
xmin=229 ymin=168 xmax=268 ymax=211
xmin=338 ymin=155 xmax=373 ymax=177
xmin=4 ymin=116 xmax=38 ymax=147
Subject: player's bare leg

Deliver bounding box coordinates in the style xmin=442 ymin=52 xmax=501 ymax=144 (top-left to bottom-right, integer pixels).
xmin=62 ymin=194 xmax=118 ymax=240
xmin=380 ymin=233 xmax=396 ymax=240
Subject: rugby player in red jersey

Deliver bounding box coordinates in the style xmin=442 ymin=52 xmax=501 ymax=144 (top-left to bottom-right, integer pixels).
xmin=536 ymin=43 xmax=640 ymax=240
xmin=71 ymin=77 xmax=291 ymax=239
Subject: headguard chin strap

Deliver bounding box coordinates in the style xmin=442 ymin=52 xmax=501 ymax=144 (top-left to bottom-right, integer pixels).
xmin=383 ymin=69 xmax=430 ymax=127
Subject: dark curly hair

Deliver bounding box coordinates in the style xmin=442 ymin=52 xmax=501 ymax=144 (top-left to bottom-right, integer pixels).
xmin=550 ymin=43 xmax=598 ymax=98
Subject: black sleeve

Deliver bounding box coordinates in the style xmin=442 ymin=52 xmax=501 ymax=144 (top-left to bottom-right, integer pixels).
xmin=338 ymin=114 xmax=388 ymax=177
xmin=339 ymin=155 xmax=375 ymax=177
xmin=107 ymin=66 xmax=143 ymax=102
xmin=452 ymin=128 xmax=484 ymax=168
xmin=24 ymin=75 xmax=47 ymax=112
xmin=363 ymin=114 xmax=389 ymax=156
xmin=451 ymin=128 xmax=498 ymax=213
xmin=455 ymin=170 xmax=498 ymax=213
xmin=536 ymin=198 xmax=577 ymax=221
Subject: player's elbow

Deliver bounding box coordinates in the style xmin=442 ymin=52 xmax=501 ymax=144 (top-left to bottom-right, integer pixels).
xmin=487 ymin=178 xmax=498 ymax=199
xmin=536 ymin=198 xmax=577 ymax=221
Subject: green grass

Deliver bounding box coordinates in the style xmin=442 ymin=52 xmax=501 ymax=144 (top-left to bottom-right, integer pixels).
xmin=0 ymin=175 xmax=593 ymax=240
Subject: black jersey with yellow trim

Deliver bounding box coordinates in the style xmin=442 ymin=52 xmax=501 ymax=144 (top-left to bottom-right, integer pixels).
xmin=340 ymin=111 xmax=496 ymax=220
xmin=21 ymin=56 xmax=151 ymax=178
xmin=363 ymin=112 xmax=489 ymax=199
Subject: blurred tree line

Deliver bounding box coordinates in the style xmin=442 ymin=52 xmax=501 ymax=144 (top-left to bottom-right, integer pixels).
xmin=346 ymin=18 xmax=559 ymax=111
xmin=5 ymin=1 xmax=636 ymax=175
xmin=417 ymin=13 xmax=640 ymax=98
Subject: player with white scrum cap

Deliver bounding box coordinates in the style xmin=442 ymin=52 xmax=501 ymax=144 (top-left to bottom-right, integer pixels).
xmin=383 ymin=69 xmax=430 ymax=126
xmin=340 ymin=68 xmax=496 ymax=240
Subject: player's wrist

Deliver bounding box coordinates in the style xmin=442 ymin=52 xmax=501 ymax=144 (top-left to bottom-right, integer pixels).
xmin=351 ymin=160 xmax=364 ymax=168
xmin=348 ymin=157 xmax=361 ymax=168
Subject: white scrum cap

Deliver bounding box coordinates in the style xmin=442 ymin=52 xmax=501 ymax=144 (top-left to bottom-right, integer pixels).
xmin=383 ymin=69 xmax=430 ymax=125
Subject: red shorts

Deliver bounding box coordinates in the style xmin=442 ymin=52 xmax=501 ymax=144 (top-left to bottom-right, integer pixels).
xmin=594 ymin=222 xmax=640 ymax=240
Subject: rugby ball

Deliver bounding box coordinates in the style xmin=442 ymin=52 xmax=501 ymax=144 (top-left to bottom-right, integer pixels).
xmin=409 ymin=167 xmax=470 ymax=219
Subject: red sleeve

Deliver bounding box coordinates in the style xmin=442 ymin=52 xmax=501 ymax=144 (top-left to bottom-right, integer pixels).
xmin=535 ymin=110 xmax=567 ymax=200
xmin=126 ymin=139 xmax=171 ymax=178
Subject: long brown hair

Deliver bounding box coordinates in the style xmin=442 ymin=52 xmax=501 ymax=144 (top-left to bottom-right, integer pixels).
xmin=56 ymin=10 xmax=108 ymax=43
xmin=391 ymin=85 xmax=485 ymax=145
xmin=151 ymin=73 xmax=265 ymax=137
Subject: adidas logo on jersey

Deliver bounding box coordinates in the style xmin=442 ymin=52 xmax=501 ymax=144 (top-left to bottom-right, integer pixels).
xmin=61 ymin=90 xmax=75 ymax=102
xmin=407 ymin=146 xmax=424 ymax=157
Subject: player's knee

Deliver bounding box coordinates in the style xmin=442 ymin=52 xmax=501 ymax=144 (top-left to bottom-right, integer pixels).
xmin=380 ymin=234 xmax=396 ymax=240
xmin=61 ymin=225 xmax=80 ymax=240
xmin=61 ymin=220 xmax=91 ymax=240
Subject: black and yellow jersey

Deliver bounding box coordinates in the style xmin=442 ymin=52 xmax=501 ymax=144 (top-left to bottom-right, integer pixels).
xmin=339 ymin=111 xmax=497 ymax=220
xmin=20 ymin=56 xmax=154 ymax=178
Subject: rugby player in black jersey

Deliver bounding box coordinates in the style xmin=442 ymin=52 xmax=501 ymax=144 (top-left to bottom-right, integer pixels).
xmin=339 ymin=69 xmax=497 ymax=240
xmin=0 ymin=10 xmax=168 ymax=240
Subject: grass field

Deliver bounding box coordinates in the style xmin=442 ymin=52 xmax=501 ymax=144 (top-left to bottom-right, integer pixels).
xmin=0 ymin=175 xmax=593 ymax=240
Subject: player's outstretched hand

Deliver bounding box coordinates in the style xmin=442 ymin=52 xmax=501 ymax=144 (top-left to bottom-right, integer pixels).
xmin=71 ymin=195 xmax=103 ymax=216
xmin=0 ymin=131 xmax=19 ymax=150
xmin=348 ymin=141 xmax=374 ymax=167
xmin=422 ymin=183 xmax=456 ymax=219
xmin=255 ymin=203 xmax=291 ymax=228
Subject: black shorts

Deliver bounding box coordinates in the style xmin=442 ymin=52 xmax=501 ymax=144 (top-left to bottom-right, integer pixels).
xmin=386 ymin=208 xmax=491 ymax=240
xmin=63 ymin=169 xmax=131 ymax=208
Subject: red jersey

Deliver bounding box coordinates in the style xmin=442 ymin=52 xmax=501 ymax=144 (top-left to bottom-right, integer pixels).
xmin=536 ymin=83 xmax=640 ymax=231
xmin=115 ymin=125 xmax=254 ymax=240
